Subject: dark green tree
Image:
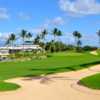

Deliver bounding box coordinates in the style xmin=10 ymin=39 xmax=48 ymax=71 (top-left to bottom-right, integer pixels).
xmin=7 ymin=33 xmax=16 ymax=46
xmin=73 ymin=31 xmax=82 ymax=51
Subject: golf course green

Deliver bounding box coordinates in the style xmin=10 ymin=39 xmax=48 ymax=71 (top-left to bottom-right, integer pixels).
xmin=79 ymin=73 xmax=100 ymax=90
xmin=0 ymin=52 xmax=100 ymax=91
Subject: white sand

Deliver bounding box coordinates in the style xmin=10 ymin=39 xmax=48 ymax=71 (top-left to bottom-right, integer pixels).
xmin=0 ymin=65 xmax=100 ymax=100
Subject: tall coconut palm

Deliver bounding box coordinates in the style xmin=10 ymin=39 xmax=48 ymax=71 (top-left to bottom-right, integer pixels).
xmin=73 ymin=31 xmax=82 ymax=51
xmin=52 ymin=28 xmax=62 ymax=52
xmin=41 ymin=29 xmax=48 ymax=50
xmin=56 ymin=30 xmax=62 ymax=51
xmin=20 ymin=29 xmax=27 ymax=51
xmin=34 ymin=34 xmax=41 ymax=45
xmin=41 ymin=29 xmax=48 ymax=41
xmin=57 ymin=30 xmax=62 ymax=40
xmin=26 ymin=32 xmax=33 ymax=45
xmin=7 ymin=33 xmax=16 ymax=46
xmin=52 ymin=28 xmax=58 ymax=52
xmin=26 ymin=32 xmax=32 ymax=40
xmin=52 ymin=28 xmax=58 ymax=42
xmin=97 ymin=30 xmax=100 ymax=48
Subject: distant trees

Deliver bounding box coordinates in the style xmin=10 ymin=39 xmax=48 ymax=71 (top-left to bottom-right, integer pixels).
xmin=40 ymin=29 xmax=48 ymax=50
xmin=5 ymin=28 xmax=100 ymax=53
xmin=26 ymin=32 xmax=32 ymax=41
xmin=73 ymin=31 xmax=82 ymax=51
xmin=34 ymin=35 xmax=41 ymax=45
xmin=20 ymin=30 xmax=27 ymax=45
xmin=6 ymin=33 xmax=16 ymax=46
xmin=51 ymin=28 xmax=63 ymax=52
xmin=41 ymin=29 xmax=48 ymax=42
xmin=52 ymin=28 xmax=62 ymax=42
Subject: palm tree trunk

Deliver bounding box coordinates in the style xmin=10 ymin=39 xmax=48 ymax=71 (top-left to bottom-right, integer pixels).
xmin=53 ymin=35 xmax=56 ymax=52
xmin=23 ymin=38 xmax=25 ymax=56
xmin=43 ymin=38 xmax=46 ymax=51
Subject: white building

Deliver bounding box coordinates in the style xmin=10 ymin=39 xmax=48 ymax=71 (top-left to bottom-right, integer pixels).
xmin=0 ymin=45 xmax=42 ymax=57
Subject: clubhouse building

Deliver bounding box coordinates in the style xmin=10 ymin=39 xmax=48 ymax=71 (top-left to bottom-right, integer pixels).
xmin=0 ymin=44 xmax=42 ymax=57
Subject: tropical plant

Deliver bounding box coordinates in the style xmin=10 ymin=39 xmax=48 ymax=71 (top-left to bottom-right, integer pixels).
xmin=40 ymin=29 xmax=48 ymax=50
xmin=73 ymin=31 xmax=82 ymax=51
xmin=26 ymin=32 xmax=32 ymax=40
xmin=57 ymin=30 xmax=62 ymax=38
xmin=20 ymin=29 xmax=27 ymax=52
xmin=20 ymin=29 xmax=27 ymax=45
xmin=52 ymin=28 xmax=58 ymax=42
xmin=52 ymin=28 xmax=62 ymax=52
xmin=34 ymin=34 xmax=41 ymax=45
xmin=41 ymin=29 xmax=48 ymax=41
xmin=7 ymin=33 xmax=16 ymax=46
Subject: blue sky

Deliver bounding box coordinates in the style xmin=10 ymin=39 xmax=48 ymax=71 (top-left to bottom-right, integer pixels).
xmin=0 ymin=0 xmax=100 ymax=46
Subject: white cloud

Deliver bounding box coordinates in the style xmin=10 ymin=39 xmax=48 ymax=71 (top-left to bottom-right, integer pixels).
xmin=59 ymin=0 xmax=100 ymax=16
xmin=18 ymin=12 xmax=32 ymax=20
xmin=0 ymin=32 xmax=11 ymax=39
xmin=0 ymin=8 xmax=9 ymax=20
xmin=49 ymin=17 xmax=64 ymax=25
xmin=31 ymin=27 xmax=44 ymax=34
xmin=31 ymin=17 xmax=64 ymax=34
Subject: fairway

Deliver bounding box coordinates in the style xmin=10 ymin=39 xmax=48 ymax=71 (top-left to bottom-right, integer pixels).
xmin=0 ymin=53 xmax=100 ymax=80
xmin=0 ymin=52 xmax=100 ymax=91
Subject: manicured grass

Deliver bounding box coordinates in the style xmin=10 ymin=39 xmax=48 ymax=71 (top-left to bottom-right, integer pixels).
xmin=0 ymin=82 xmax=20 ymax=91
xmin=0 ymin=52 xmax=100 ymax=80
xmin=79 ymin=73 xmax=100 ymax=90
xmin=0 ymin=52 xmax=100 ymax=91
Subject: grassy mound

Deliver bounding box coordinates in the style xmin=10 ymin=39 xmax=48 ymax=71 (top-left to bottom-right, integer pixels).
xmin=0 ymin=82 xmax=20 ymax=91
xmin=79 ymin=73 xmax=100 ymax=90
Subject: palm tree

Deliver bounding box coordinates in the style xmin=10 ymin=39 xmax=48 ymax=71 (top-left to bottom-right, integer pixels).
xmin=57 ymin=30 xmax=62 ymax=40
xmin=26 ymin=32 xmax=32 ymax=40
xmin=52 ymin=28 xmax=62 ymax=52
xmin=41 ymin=29 xmax=48 ymax=50
xmin=7 ymin=33 xmax=16 ymax=46
xmin=34 ymin=34 xmax=41 ymax=45
xmin=20 ymin=29 xmax=27 ymax=51
xmin=73 ymin=31 xmax=82 ymax=51
xmin=52 ymin=28 xmax=58 ymax=42
xmin=26 ymin=32 xmax=33 ymax=45
xmin=52 ymin=28 xmax=58 ymax=52
xmin=41 ymin=29 xmax=48 ymax=41
xmin=97 ymin=30 xmax=100 ymax=48
xmin=56 ymin=30 xmax=62 ymax=51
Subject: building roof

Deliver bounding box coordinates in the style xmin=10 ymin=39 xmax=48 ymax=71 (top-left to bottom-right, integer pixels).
xmin=0 ymin=45 xmax=42 ymax=50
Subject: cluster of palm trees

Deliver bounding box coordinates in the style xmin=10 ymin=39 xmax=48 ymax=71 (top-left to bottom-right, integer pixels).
xmin=72 ymin=30 xmax=100 ymax=50
xmin=73 ymin=31 xmax=82 ymax=51
xmin=5 ymin=28 xmax=100 ymax=52
xmin=6 ymin=30 xmax=33 ymax=46
xmin=5 ymin=28 xmax=63 ymax=53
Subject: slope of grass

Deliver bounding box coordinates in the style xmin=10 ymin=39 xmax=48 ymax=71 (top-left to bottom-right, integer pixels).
xmin=0 ymin=52 xmax=100 ymax=91
xmin=79 ymin=73 xmax=100 ymax=90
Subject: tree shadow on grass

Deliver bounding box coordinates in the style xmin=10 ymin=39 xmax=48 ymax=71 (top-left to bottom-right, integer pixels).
xmin=22 ymin=61 xmax=100 ymax=85
xmin=80 ymin=61 xmax=100 ymax=68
